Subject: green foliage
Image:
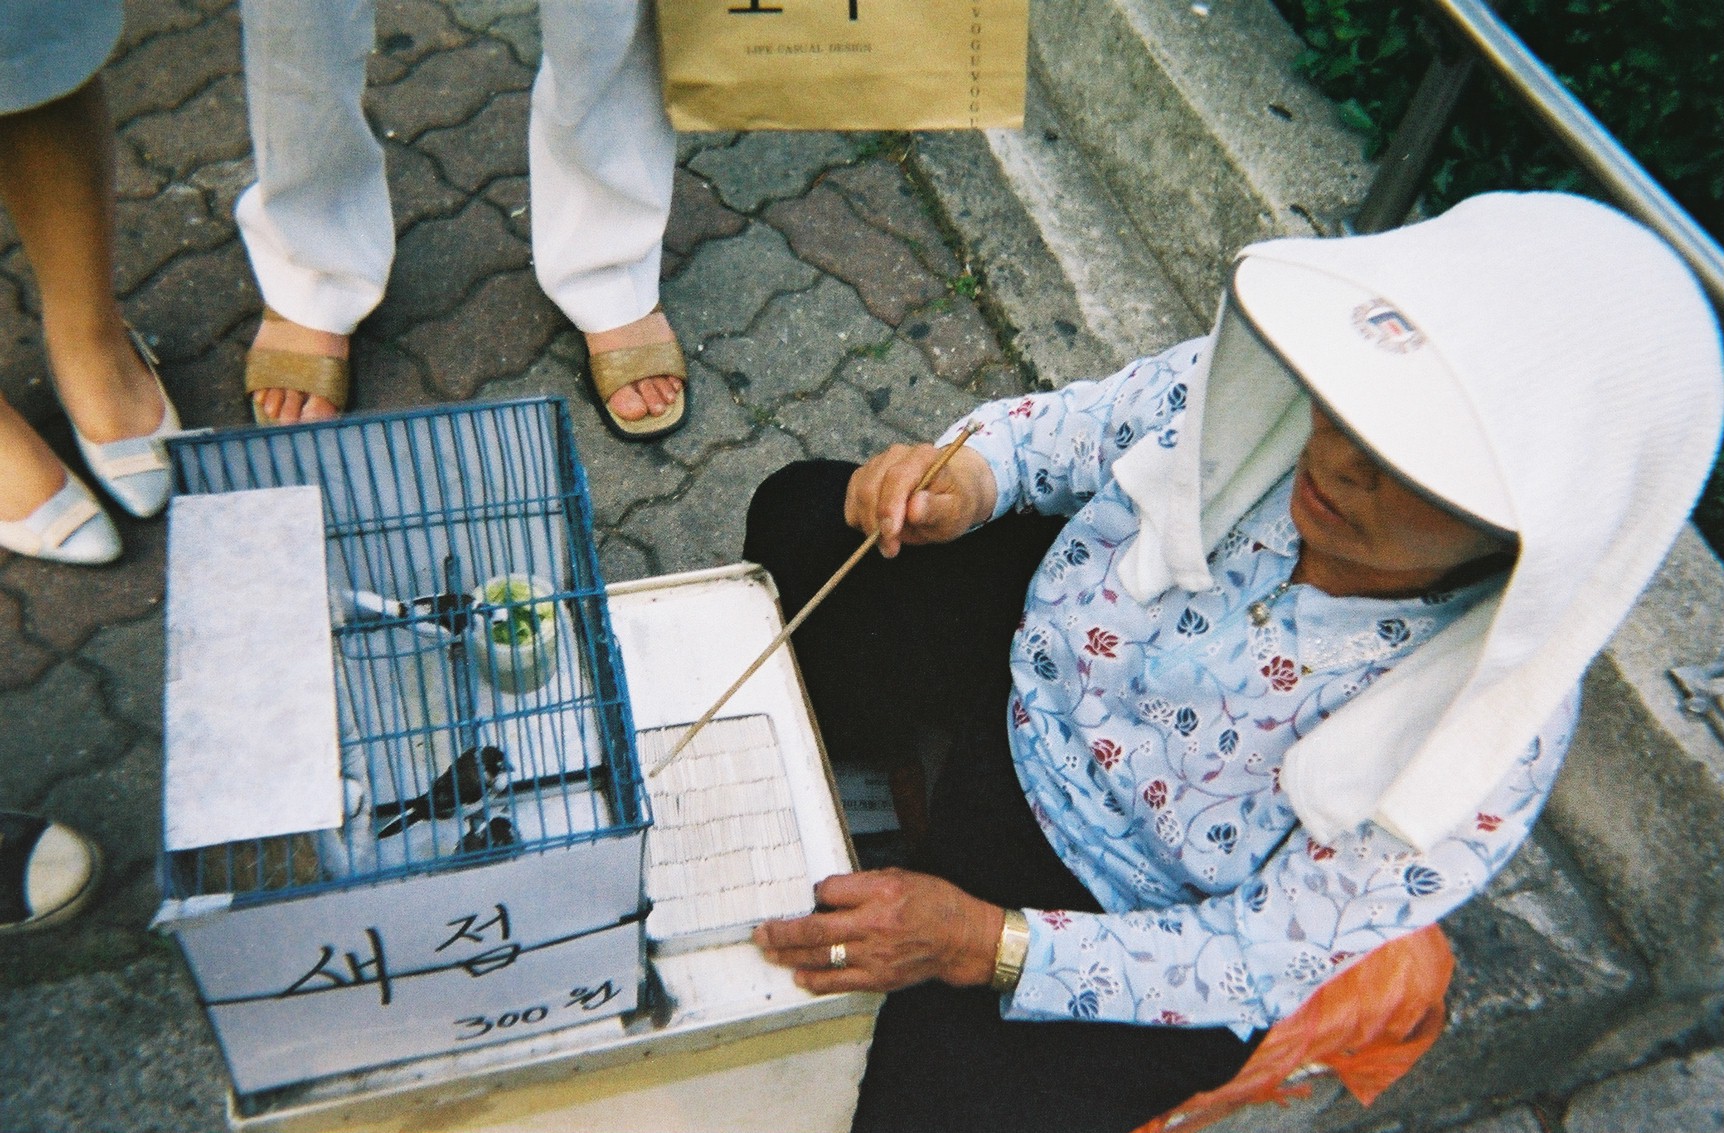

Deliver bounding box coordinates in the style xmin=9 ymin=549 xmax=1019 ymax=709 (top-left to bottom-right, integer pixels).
xmin=1274 ymin=0 xmax=1724 ymax=238
xmin=1275 ymin=0 xmax=1724 ymax=550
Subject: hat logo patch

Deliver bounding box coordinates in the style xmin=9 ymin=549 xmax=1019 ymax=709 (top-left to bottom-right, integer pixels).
xmin=1352 ymin=300 xmax=1425 ymax=354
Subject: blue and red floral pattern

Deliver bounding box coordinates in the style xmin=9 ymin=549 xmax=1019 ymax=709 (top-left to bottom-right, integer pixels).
xmin=939 ymin=340 xmax=1577 ymax=1034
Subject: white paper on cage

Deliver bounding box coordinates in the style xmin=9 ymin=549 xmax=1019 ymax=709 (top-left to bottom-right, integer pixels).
xmin=639 ymin=715 xmax=815 ymax=947
xmin=163 ymin=487 xmax=343 ymax=850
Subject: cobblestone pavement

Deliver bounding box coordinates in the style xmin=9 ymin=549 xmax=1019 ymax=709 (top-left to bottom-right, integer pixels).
xmin=0 ymin=1 xmax=1027 ymax=1128
xmin=7 ymin=4 xmax=1722 ymax=1133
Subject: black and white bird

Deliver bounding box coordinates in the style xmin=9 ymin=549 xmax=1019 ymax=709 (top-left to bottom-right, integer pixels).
xmin=374 ymin=746 xmax=508 ymax=838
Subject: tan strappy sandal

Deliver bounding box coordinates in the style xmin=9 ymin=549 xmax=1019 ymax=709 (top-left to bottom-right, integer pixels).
xmin=244 ymin=308 xmax=350 ymax=425
xmin=585 ymin=306 xmax=689 ymax=442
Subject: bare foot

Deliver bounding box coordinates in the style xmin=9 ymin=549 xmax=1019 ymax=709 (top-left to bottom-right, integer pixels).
xmin=249 ymin=312 xmax=347 ymax=424
xmin=0 ymin=400 xmax=70 ymax=523
xmin=584 ymin=309 xmax=683 ymax=421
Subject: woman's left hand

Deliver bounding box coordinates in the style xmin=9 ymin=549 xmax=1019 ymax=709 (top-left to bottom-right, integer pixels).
xmin=752 ymin=868 xmax=1004 ymax=995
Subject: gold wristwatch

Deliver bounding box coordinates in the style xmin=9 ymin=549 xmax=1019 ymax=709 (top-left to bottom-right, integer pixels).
xmin=991 ymin=908 xmax=1030 ymax=993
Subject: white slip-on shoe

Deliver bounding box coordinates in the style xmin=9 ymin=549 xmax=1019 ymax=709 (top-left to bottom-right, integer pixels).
xmin=0 ymin=470 xmax=121 ymax=565
xmin=71 ymin=329 xmax=181 ymax=520
xmin=0 ymin=812 xmax=103 ymax=934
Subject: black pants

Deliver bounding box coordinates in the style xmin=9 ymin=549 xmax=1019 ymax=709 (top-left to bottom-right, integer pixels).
xmin=744 ymin=461 xmax=1258 ymax=1133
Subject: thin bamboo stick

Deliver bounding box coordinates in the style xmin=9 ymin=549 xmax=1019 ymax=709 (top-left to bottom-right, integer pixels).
xmin=649 ymin=424 xmax=981 ymax=776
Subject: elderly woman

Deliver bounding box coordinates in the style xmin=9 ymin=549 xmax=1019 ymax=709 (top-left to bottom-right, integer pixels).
xmin=742 ymin=192 xmax=1723 ymax=1132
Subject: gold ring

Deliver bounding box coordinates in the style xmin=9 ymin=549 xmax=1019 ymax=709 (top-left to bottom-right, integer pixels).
xmin=828 ymin=942 xmax=848 ymax=970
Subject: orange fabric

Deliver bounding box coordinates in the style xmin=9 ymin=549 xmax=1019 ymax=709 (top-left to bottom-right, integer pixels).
xmin=1134 ymin=924 xmax=1454 ymax=1133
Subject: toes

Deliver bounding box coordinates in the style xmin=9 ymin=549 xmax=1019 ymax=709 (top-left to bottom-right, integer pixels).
xmin=277 ymin=389 xmax=309 ymax=424
xmin=254 ymin=388 xmax=283 ymax=423
xmin=301 ymin=394 xmax=340 ymax=422
xmin=608 ymin=376 xmax=683 ymax=420
xmin=607 ymin=384 xmax=651 ymax=422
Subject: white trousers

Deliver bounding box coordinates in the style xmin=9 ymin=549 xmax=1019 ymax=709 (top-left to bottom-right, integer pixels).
xmin=234 ymin=0 xmax=676 ymax=336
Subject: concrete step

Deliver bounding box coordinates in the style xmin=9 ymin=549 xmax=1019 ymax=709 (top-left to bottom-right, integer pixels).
xmin=906 ymin=0 xmax=1724 ymax=1127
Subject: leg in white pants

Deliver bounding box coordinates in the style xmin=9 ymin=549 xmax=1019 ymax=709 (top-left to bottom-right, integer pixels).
xmin=235 ymin=0 xmax=675 ymax=341
xmin=531 ymin=0 xmax=677 ymax=334
xmin=234 ymin=0 xmax=391 ymax=337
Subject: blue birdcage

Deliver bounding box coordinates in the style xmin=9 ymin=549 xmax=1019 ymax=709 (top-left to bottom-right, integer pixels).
xmin=158 ymin=399 xmax=652 ymax=1095
xmin=163 ymin=397 xmax=648 ymax=899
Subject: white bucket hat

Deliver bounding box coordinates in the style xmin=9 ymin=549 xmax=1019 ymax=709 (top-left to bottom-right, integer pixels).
xmin=1229 ymin=254 xmax=1514 ymax=535
xmin=1113 ymin=191 xmax=1723 ymax=848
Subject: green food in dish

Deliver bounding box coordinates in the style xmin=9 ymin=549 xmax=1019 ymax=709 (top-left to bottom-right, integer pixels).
xmin=484 ymin=580 xmax=553 ymax=646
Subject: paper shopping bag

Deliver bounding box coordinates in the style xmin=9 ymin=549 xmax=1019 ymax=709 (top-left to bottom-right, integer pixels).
xmin=655 ymin=0 xmax=1029 ymax=131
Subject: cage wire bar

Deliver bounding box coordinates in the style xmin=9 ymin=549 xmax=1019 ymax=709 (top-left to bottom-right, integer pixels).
xmin=163 ymin=398 xmax=648 ymax=904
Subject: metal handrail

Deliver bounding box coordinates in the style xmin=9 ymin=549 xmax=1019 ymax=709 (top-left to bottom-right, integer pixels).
xmin=1352 ymin=0 xmax=1724 ymax=309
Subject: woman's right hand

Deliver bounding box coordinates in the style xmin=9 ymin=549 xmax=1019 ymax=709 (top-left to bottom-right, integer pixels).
xmin=846 ymin=442 xmax=998 ymax=557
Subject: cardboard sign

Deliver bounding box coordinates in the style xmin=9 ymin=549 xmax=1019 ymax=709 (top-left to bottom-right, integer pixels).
xmin=656 ymin=0 xmax=1029 ymax=131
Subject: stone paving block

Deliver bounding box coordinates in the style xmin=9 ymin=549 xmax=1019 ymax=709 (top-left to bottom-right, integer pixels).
xmin=118 ymin=0 xmax=206 ymax=51
xmin=0 ymin=586 xmax=55 ymax=691
xmin=661 ymin=222 xmax=820 ymax=345
xmin=106 ymin=11 xmax=241 ymax=120
xmin=666 ymin=168 xmax=747 ymax=258
xmin=774 ymin=380 xmax=920 ymax=467
xmin=368 ymin=38 xmax=532 ymax=143
xmin=185 ymin=155 xmax=252 ymax=228
xmin=1187 ymin=1077 xmax=1346 ymax=1133
xmin=90 ymin=868 xmax=168 ymax=945
xmin=597 ymin=532 xmax=654 ymax=584
xmin=826 ymin=158 xmax=964 ymax=278
xmin=765 ymin=183 xmax=948 ymax=326
xmin=619 ymin=430 xmax=804 ymax=573
xmin=373 ymin=0 xmax=469 ymax=74
xmin=401 ymin=268 xmax=560 ymax=398
xmin=1446 ymin=1105 xmax=1550 ymax=1133
xmin=967 ymin=361 xmax=1035 ymax=401
xmin=417 ymin=90 xmax=530 ymax=192
xmin=486 ymin=14 xmax=542 ymax=66
xmin=122 ymin=73 xmax=251 ymax=182
xmin=0 ymin=273 xmax=46 ymax=413
xmin=124 ymin=242 xmax=254 ymax=364
xmin=697 ymin=277 xmax=889 ymax=408
xmin=676 ymin=132 xmax=738 ymax=165
xmin=113 ymin=127 xmax=171 ymax=202
xmin=347 ymin=339 xmax=443 ymax=414
xmin=688 ymin=132 xmax=870 ymax=213
xmin=836 ymin=338 xmax=985 ymax=438
xmin=41 ymin=739 xmax=164 ymax=887
xmin=0 ymin=955 xmax=229 ymax=1133
xmin=0 ymin=661 xmax=131 ymax=808
xmin=900 ymin=294 xmax=1006 ymax=381
xmin=1566 ymin=1048 xmax=1724 ymax=1133
xmin=114 ymin=183 xmax=228 ymax=297
xmin=488 ymin=354 xmax=691 ymax=528
xmin=486 ymin=174 xmax=531 ymax=242
xmin=451 ymin=0 xmax=536 ymax=31
xmin=368 ymin=198 xmax=530 ymax=336
xmin=79 ymin=613 xmax=166 ymax=737
xmin=158 ymin=339 xmax=249 ymax=429
xmin=657 ymin=357 xmax=763 ymax=468
xmin=3 ymin=513 xmax=166 ymax=655
xmin=385 ymin=139 xmax=471 ymax=227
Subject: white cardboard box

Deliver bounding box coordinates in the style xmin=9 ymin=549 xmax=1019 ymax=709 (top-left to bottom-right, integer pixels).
xmin=226 ymin=564 xmax=877 ymax=1131
xmin=157 ymin=484 xmax=651 ymax=1099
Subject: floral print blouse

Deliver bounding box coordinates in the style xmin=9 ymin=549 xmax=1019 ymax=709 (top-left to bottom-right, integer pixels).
xmin=939 ymin=338 xmax=1577 ymax=1035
